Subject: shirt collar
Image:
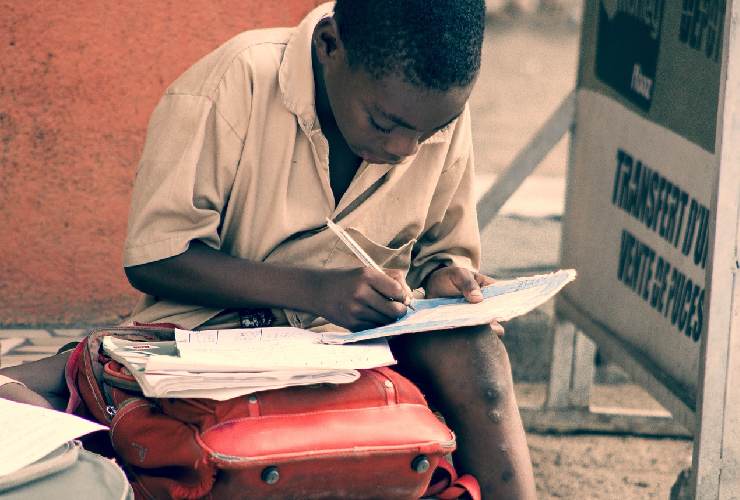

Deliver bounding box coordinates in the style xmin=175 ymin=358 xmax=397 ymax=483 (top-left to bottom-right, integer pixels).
xmin=278 ymin=2 xmax=456 ymax=145
xmin=423 ymin=120 xmax=457 ymax=144
xmin=278 ymin=3 xmax=333 ymax=134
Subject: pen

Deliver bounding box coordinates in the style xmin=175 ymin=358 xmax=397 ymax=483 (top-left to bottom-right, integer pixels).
xmin=325 ymin=218 xmax=416 ymax=312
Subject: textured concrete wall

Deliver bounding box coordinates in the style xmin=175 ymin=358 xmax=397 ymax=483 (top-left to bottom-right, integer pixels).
xmin=0 ymin=0 xmax=322 ymax=325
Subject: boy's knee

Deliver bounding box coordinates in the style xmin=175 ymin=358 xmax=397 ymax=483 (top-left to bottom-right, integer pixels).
xmin=399 ymin=324 xmax=512 ymax=370
xmin=441 ymin=326 xmax=515 ymax=391
xmin=465 ymin=330 xmax=514 ymax=419
xmin=392 ymin=324 xmax=513 ymax=383
xmin=465 ymin=325 xmax=512 ymax=371
xmin=445 ymin=332 xmax=514 ymax=424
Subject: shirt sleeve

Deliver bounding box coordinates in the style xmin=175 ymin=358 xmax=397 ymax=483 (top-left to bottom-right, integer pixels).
xmin=406 ymin=134 xmax=482 ymax=290
xmin=123 ymin=89 xmax=247 ymax=267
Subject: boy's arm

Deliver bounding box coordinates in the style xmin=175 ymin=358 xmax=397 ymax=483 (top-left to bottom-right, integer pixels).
xmin=0 ymin=351 xmax=71 ymax=410
xmin=0 ymin=381 xmax=53 ymax=409
xmin=408 ymin=108 xmax=503 ymax=316
xmin=125 ymin=240 xmax=409 ymax=331
xmin=424 ymin=265 xmax=493 ymax=302
xmin=125 ymin=70 xmax=408 ymax=331
xmin=409 ymin=124 xmax=483 ymax=294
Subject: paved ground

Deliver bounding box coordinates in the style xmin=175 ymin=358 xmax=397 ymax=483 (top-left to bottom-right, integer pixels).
xmin=0 ymin=11 xmax=694 ymax=499
xmin=0 ymin=329 xmax=86 ymax=367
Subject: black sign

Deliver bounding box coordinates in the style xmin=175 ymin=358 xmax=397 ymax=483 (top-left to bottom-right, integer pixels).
xmin=678 ymin=0 xmax=724 ymax=63
xmin=595 ymin=0 xmax=666 ymax=111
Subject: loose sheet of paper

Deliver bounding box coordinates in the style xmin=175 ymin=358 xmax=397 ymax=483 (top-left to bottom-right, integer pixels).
xmin=321 ymin=269 xmax=576 ymax=344
xmin=174 ymin=327 xmax=321 ymax=351
xmin=169 ymin=327 xmax=395 ymax=371
xmin=0 ymin=398 xmax=107 ymax=477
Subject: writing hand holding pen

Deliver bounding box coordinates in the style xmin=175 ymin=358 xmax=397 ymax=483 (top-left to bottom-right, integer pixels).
xmin=325 ymin=218 xmax=416 ymax=312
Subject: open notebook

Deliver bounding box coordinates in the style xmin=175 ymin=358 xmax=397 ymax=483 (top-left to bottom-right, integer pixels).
xmin=320 ymin=269 xmax=576 ymax=344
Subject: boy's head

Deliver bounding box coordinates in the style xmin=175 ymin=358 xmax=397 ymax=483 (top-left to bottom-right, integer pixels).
xmin=333 ymin=0 xmax=485 ymax=92
xmin=314 ymin=0 xmax=485 ymax=164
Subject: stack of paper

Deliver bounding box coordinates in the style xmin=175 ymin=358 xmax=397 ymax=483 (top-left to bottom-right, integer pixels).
xmin=102 ymin=328 xmax=396 ymax=401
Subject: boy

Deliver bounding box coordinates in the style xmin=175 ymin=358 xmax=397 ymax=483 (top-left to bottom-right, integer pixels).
xmin=2 ymin=1 xmax=536 ymax=497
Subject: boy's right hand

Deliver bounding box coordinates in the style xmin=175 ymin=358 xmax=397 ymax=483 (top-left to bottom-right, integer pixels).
xmin=311 ymin=267 xmax=410 ymax=331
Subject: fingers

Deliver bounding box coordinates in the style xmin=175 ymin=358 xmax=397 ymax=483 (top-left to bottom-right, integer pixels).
xmin=362 ymin=288 xmax=408 ymax=320
xmin=384 ymin=268 xmax=414 ymax=306
xmin=321 ymin=268 xmax=410 ymax=331
xmin=384 ymin=269 xmax=412 ymax=294
xmin=352 ymin=269 xmax=408 ymax=320
xmin=460 ymin=271 xmax=495 ymax=302
xmin=350 ymin=307 xmax=395 ymax=329
xmin=475 ymin=272 xmax=496 ymax=287
xmin=425 ymin=266 xmax=496 ymax=301
xmin=489 ymin=320 xmax=505 ymax=337
xmin=337 ymin=289 xmax=400 ymax=331
xmin=368 ymin=269 xmax=408 ymax=303
xmin=452 ymin=269 xmax=484 ymax=303
xmin=381 ymin=269 xmax=411 ymax=296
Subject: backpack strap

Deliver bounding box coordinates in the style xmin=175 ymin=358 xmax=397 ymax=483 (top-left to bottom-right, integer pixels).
xmin=436 ymin=474 xmax=481 ymax=500
xmin=65 ymin=324 xmax=180 ymax=416
xmin=262 ymin=172 xmax=390 ymax=259
xmin=64 ymin=340 xmax=88 ymax=415
xmin=423 ymin=457 xmax=481 ymax=500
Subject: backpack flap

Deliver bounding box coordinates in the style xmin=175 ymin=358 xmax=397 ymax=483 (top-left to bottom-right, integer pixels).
xmin=199 ymin=403 xmax=456 ymax=466
xmin=200 ymin=403 xmax=456 ymax=500
xmin=197 ymin=368 xmax=458 ymax=500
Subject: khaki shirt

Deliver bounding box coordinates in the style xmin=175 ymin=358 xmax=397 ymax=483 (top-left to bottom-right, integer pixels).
xmin=123 ymin=3 xmax=481 ymax=330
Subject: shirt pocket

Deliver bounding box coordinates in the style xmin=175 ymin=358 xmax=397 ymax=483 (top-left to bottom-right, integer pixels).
xmin=285 ymin=227 xmax=417 ymax=330
xmin=331 ymin=226 xmax=417 ymax=271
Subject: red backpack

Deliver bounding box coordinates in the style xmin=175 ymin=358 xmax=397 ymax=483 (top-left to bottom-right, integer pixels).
xmin=65 ymin=325 xmax=480 ymax=499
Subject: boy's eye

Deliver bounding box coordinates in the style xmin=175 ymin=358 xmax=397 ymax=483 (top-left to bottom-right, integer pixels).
xmin=369 ymin=116 xmax=393 ymax=134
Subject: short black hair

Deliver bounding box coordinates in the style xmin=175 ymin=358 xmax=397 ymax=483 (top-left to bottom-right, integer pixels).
xmin=333 ymin=0 xmax=485 ymax=91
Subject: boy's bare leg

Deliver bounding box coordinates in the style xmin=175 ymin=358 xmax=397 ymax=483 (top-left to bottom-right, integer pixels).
xmin=390 ymin=324 xmax=536 ymax=499
xmin=0 ymin=351 xmax=71 ymax=410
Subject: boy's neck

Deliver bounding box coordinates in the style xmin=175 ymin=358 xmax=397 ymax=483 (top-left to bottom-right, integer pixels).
xmin=311 ymin=42 xmax=335 ymax=133
xmin=311 ymin=40 xmax=363 ymax=206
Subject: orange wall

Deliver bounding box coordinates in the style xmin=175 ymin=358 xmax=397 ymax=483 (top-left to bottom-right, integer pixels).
xmin=0 ymin=0 xmax=322 ymax=325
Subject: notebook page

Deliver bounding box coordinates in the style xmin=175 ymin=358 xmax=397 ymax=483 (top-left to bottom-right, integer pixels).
xmin=0 ymin=399 xmax=107 ymax=477
xmin=321 ymin=269 xmax=576 ymax=344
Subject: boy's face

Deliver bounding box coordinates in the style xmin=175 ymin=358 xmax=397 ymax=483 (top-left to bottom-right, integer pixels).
xmin=315 ymin=20 xmax=473 ymax=165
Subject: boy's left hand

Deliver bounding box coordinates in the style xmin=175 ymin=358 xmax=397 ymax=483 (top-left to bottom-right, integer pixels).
xmin=0 ymin=382 xmax=54 ymax=409
xmin=424 ymin=265 xmax=504 ymax=336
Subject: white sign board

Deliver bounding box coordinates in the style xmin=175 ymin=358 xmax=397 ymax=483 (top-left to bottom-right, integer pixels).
xmin=557 ymin=0 xmax=739 ymax=496
xmin=562 ymin=90 xmax=712 ymax=396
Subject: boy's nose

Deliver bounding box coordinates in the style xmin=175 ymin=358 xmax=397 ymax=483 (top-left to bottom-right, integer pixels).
xmin=383 ymin=132 xmax=420 ymax=160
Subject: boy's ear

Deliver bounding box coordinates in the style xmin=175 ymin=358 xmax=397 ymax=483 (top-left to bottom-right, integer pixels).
xmin=313 ymin=16 xmax=346 ymax=65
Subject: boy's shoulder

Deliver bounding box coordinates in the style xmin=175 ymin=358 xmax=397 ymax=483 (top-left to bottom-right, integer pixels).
xmin=165 ymin=27 xmax=293 ymax=101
